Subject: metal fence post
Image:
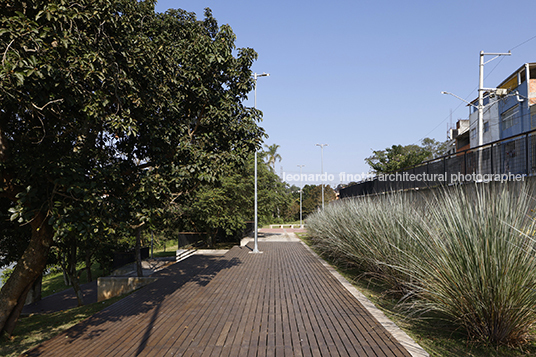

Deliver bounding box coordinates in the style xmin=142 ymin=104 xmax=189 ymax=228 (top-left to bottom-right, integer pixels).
xmin=525 ymin=133 xmax=529 ymax=175
xmin=491 ymin=143 xmax=494 ymax=175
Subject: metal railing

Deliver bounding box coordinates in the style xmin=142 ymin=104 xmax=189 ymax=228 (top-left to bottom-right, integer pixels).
xmin=340 ymin=129 xmax=536 ymax=198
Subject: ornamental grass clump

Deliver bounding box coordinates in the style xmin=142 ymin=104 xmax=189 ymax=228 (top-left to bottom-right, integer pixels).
xmin=307 ymin=182 xmax=536 ymax=346
xmin=405 ymin=183 xmax=536 ymax=345
xmin=307 ymin=193 xmax=428 ymax=290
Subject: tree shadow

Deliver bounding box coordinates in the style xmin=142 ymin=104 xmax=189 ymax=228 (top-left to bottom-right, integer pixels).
xmin=23 ymin=250 xmax=242 ymax=356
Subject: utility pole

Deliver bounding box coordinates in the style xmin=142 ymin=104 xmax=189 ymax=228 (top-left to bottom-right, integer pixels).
xmin=478 ymin=51 xmax=511 ymax=174
xmin=478 ymin=51 xmax=511 ymax=148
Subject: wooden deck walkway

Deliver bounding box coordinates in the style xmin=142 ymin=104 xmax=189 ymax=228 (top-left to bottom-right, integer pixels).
xmin=24 ymin=236 xmax=419 ymax=357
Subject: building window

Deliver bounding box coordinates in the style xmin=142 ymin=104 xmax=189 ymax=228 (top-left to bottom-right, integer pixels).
xmin=471 ymin=128 xmax=476 ymax=140
xmin=502 ymin=105 xmax=519 ymax=130
xmin=484 ymin=121 xmax=489 ymax=133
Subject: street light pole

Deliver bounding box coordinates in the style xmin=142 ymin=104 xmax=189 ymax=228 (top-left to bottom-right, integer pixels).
xmin=252 ymin=72 xmax=269 ymax=254
xmin=315 ymin=143 xmax=328 ymax=209
xmin=297 ymin=164 xmax=305 ymax=227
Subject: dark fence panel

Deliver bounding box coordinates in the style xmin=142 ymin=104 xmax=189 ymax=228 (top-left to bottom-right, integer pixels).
xmin=340 ymin=130 xmax=536 ymax=199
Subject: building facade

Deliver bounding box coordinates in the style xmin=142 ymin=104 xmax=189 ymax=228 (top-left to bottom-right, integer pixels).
xmin=467 ymin=63 xmax=536 ymax=148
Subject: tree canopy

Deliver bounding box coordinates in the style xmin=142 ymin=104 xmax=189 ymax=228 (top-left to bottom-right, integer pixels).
xmin=365 ymin=138 xmax=447 ymax=174
xmin=179 ymin=152 xmax=293 ymax=247
xmin=263 ymin=143 xmax=281 ymax=170
xmin=0 ymin=0 xmax=263 ymax=336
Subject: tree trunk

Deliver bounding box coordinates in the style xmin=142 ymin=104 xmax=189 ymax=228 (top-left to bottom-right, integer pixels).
xmin=62 ymin=253 xmax=71 ymax=286
xmin=63 ymin=244 xmax=84 ymax=307
xmin=0 ymin=211 xmax=54 ymax=336
xmin=135 ymin=227 xmax=143 ymax=277
xmin=209 ymin=229 xmax=218 ymax=249
xmin=2 ymin=280 xmax=33 ymax=337
xmin=25 ymin=274 xmax=42 ymax=305
xmin=85 ymin=251 xmax=92 ymax=283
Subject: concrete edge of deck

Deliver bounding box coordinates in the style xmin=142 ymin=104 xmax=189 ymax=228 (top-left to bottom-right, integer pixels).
xmin=298 ymin=239 xmax=430 ymax=357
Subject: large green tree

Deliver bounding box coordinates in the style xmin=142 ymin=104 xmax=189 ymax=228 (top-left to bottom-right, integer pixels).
xmin=0 ymin=0 xmax=262 ymax=336
xmin=365 ymin=138 xmax=446 ymax=174
xmin=179 ymin=152 xmax=293 ymax=246
xmin=301 ymin=184 xmax=336 ymax=217
xmin=421 ymin=137 xmax=448 ymax=160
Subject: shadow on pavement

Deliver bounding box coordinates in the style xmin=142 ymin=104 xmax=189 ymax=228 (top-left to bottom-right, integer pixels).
xmin=24 ymin=249 xmax=242 ymax=356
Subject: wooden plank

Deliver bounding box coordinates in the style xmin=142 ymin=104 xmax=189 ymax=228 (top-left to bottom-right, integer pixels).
xmin=292 ymin=246 xmax=374 ymax=356
xmin=222 ymin=250 xmax=266 ymax=357
xmin=116 ymin=253 xmax=240 ymax=357
xmin=23 ymin=239 xmax=414 ymax=357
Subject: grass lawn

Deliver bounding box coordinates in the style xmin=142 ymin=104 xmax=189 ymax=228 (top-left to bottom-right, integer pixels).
xmin=296 ymin=232 xmax=536 ymax=357
xmin=41 ymin=264 xmax=104 ymax=298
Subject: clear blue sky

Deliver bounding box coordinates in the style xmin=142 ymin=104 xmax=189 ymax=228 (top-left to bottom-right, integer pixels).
xmin=155 ymin=0 xmax=536 ymax=186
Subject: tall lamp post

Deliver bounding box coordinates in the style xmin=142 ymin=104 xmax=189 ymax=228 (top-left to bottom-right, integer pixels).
xmin=297 ymin=164 xmax=305 ymax=228
xmin=315 ymin=143 xmax=328 ymax=209
xmin=252 ymin=72 xmax=269 ymax=254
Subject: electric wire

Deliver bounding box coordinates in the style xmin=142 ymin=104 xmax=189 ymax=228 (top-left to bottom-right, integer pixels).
xmin=414 ymin=33 xmax=536 ymax=145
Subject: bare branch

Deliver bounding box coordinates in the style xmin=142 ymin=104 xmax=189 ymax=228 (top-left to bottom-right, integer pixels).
xmin=2 ymin=39 xmax=15 ymax=66
xmin=32 ymin=116 xmax=46 ymax=144
xmin=31 ymin=98 xmax=63 ymax=111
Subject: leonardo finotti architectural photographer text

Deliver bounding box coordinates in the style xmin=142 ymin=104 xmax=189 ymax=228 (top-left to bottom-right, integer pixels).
xmin=282 ymin=171 xmax=525 ymax=184
xmin=378 ymin=172 xmax=525 ymax=183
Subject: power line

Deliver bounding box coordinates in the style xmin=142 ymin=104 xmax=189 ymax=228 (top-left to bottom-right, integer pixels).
xmin=510 ymin=34 xmax=536 ymax=51
xmin=416 ymin=33 xmax=536 ymax=144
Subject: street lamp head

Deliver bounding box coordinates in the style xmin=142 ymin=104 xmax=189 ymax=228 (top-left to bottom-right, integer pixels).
xmin=441 ymin=91 xmax=448 ymax=95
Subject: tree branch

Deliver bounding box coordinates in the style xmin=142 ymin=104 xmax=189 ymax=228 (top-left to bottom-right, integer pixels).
xmin=31 ymin=98 xmax=63 ymax=111
xmin=2 ymin=39 xmax=15 ymax=67
xmin=188 ymin=107 xmax=205 ymax=141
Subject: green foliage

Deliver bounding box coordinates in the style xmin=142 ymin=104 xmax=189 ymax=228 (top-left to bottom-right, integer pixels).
xmin=307 ymin=183 xmax=536 ymax=346
xmin=365 ymin=144 xmax=430 ymax=174
xmin=0 ymin=269 xmax=13 ymax=287
xmin=301 ymin=184 xmax=336 ymax=217
xmin=365 ymin=137 xmax=446 ymax=174
xmin=0 ymin=0 xmax=264 ymax=326
xmin=1 ymin=0 xmax=262 ymax=226
xmin=177 ymin=153 xmax=293 ymax=245
xmin=263 ymin=143 xmax=281 ymax=170
xmin=421 ymin=137 xmax=447 ymax=160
